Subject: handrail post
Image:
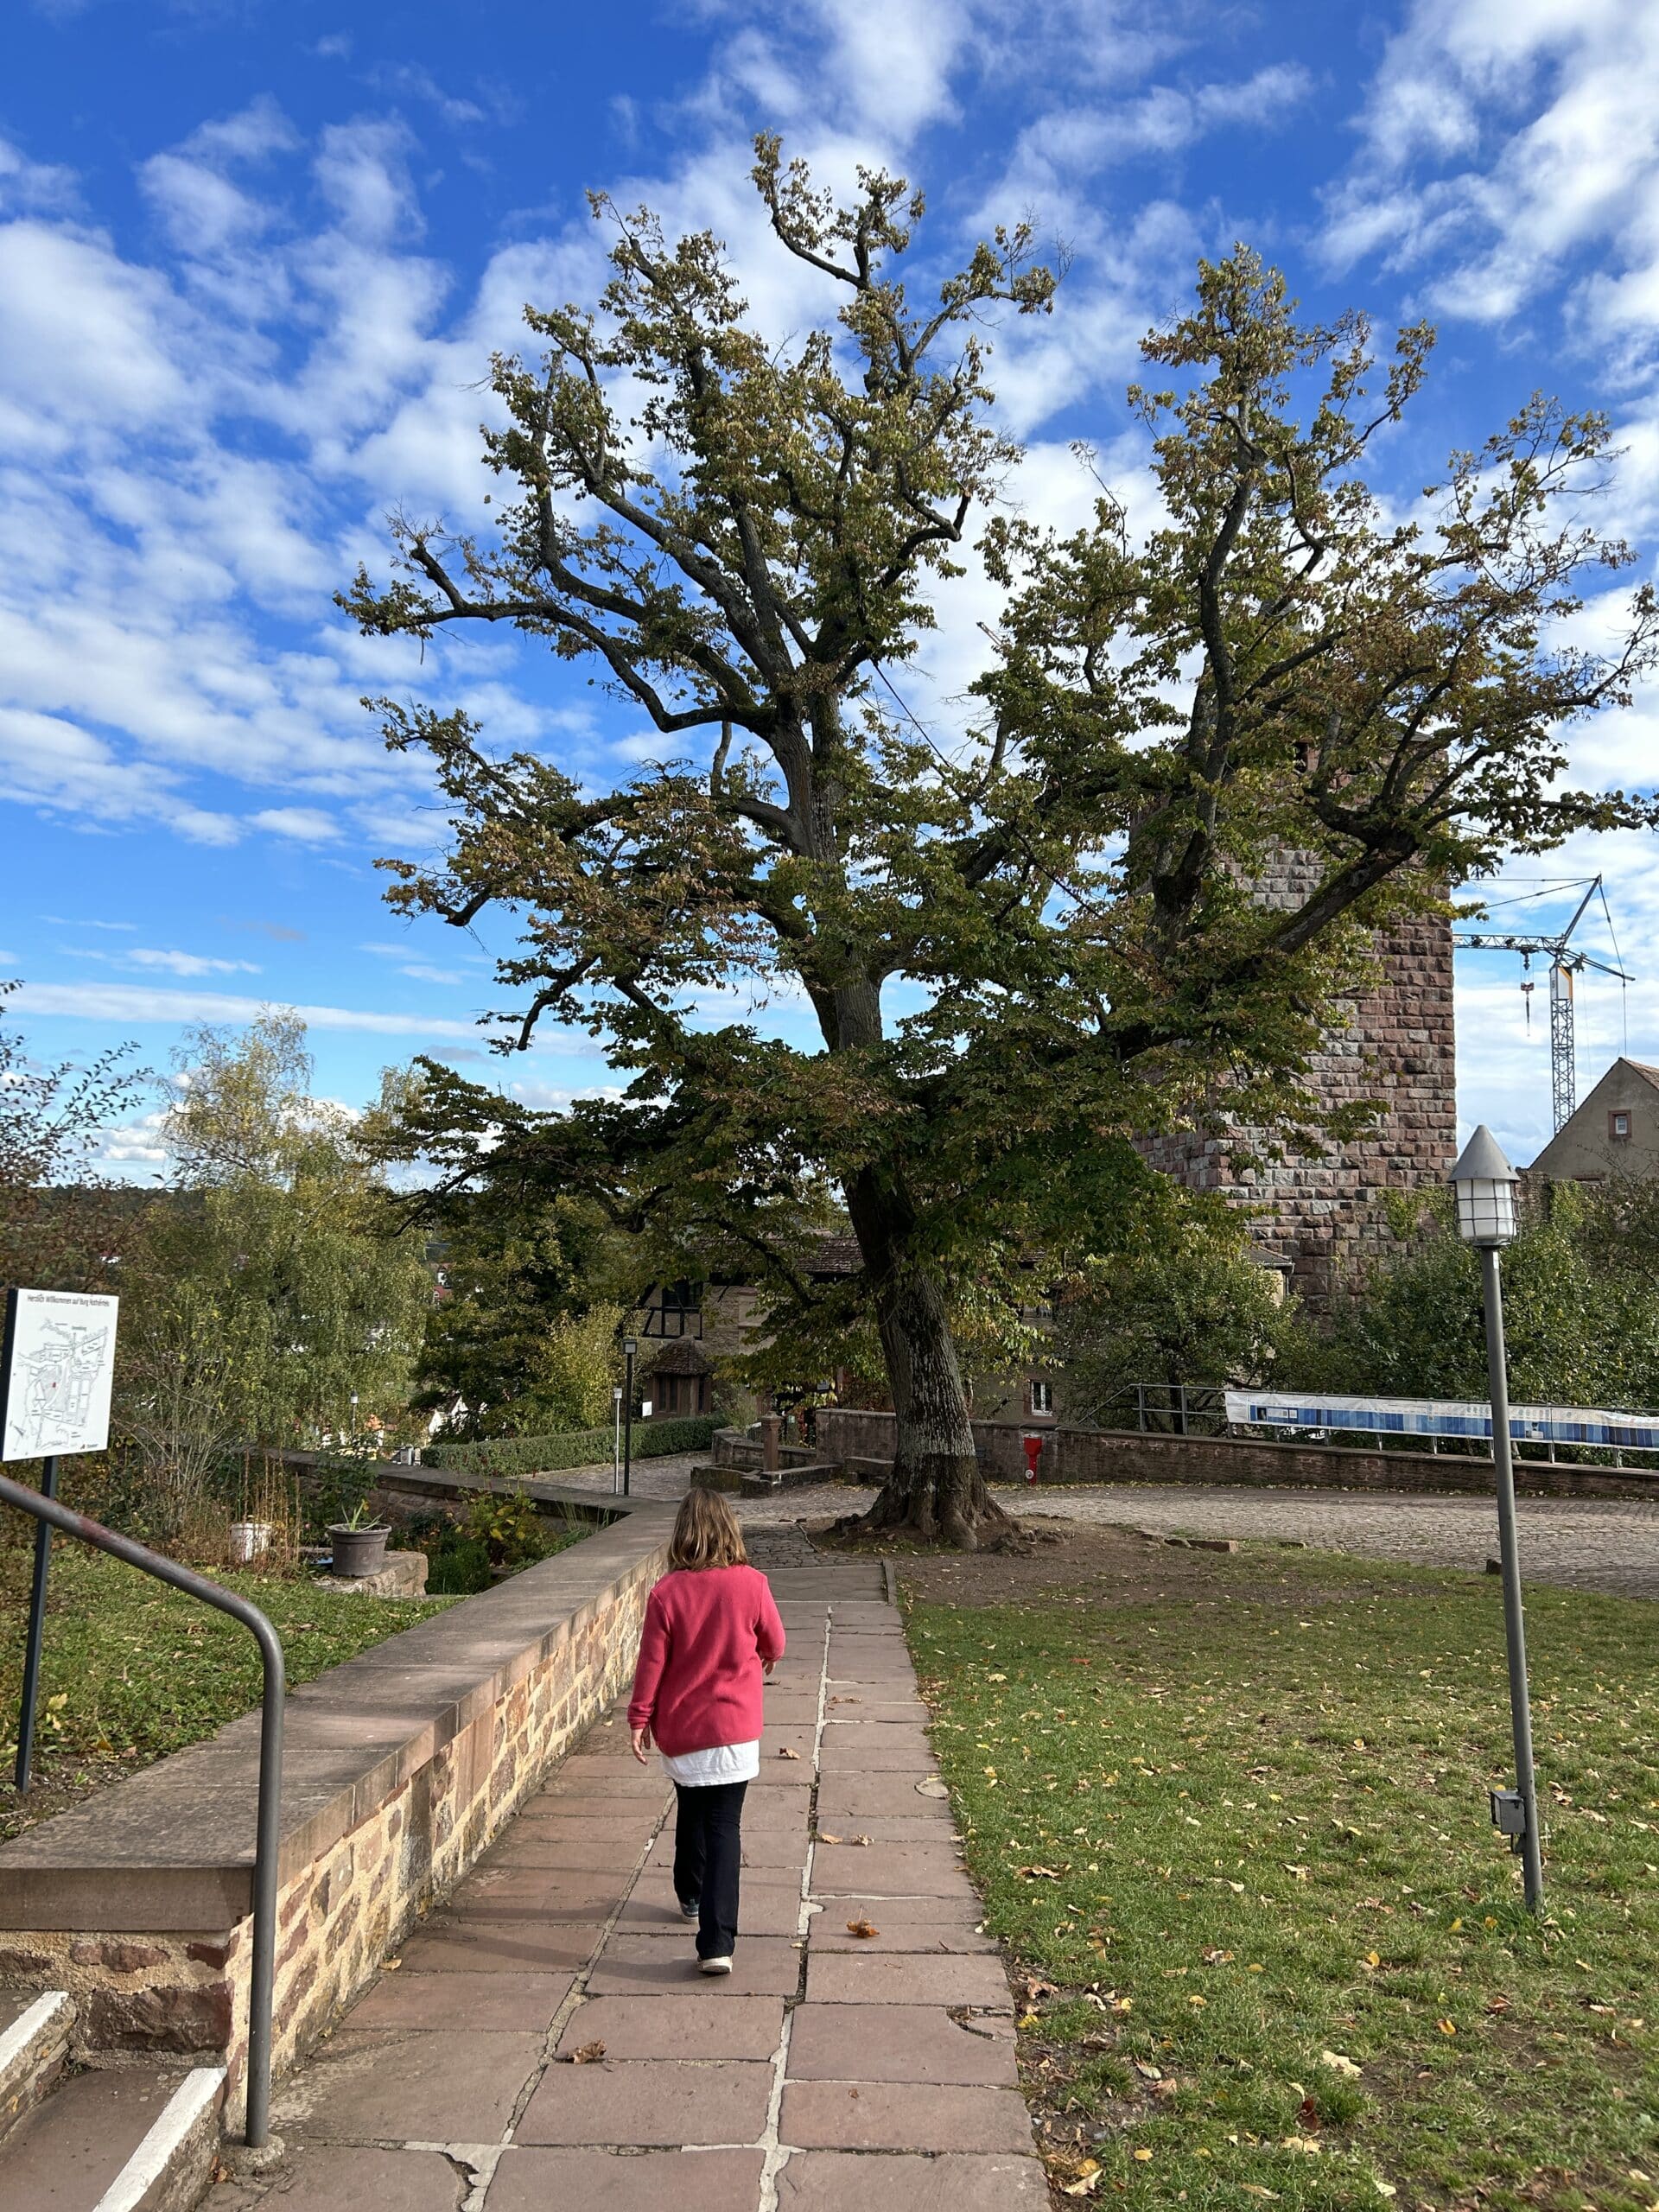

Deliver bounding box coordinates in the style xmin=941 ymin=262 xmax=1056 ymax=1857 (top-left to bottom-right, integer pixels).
xmin=0 ymin=1471 xmax=285 ymax=2146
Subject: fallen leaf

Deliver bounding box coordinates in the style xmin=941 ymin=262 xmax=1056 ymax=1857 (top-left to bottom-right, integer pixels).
xmin=557 ymin=2040 xmax=606 ymax=2064
xmin=1320 ymin=2050 xmax=1361 ymax=2079
xmin=818 ymin=1833 xmax=846 ymax=1845
xmin=1022 ymin=1975 xmax=1059 ymax=2003
xmin=1201 ymin=1948 xmax=1233 ymax=1967
xmin=1060 ymin=2168 xmax=1101 ymax=2197
xmin=1486 ymin=1993 xmax=1511 ymax=2017
xmin=383 ymin=1957 xmax=403 ymax=1973
xmin=1372 ymin=2183 xmax=1398 ymax=2200
xmin=846 ymin=1917 xmax=880 ymax=1940
xmin=778 ymin=1746 xmax=801 ymax=1760
xmin=1132 ymin=2147 xmax=1153 ymax=2162
xmin=1133 ymin=2060 xmax=1162 ymax=2081
xmin=1282 ymin=2135 xmax=1322 ymax=2156
xmin=1437 ymin=2018 xmax=1457 ymax=2037
xmin=1298 ymin=2098 xmax=1321 ymax=2129
xmin=1241 ymin=2188 xmax=1280 ymax=2201
xmin=1361 ymin=1951 xmax=1382 ymax=1970
xmin=1017 ymin=1866 xmax=1062 ymax=1880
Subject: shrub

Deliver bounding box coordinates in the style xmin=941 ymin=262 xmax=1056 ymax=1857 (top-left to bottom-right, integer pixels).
xmin=422 ymin=1414 xmax=721 ymax=1477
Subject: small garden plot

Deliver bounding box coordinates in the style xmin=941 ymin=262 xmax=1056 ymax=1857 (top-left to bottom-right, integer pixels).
xmin=0 ymin=1546 xmax=458 ymax=1840
xmin=906 ymin=1530 xmax=1659 ymax=2212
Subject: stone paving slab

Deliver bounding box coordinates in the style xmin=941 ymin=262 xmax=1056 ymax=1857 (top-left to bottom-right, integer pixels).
xmin=786 ymin=2002 xmax=1017 ymax=2084
xmin=585 ymin=1932 xmax=804 ymax=1996
xmin=486 ymin=2148 xmax=768 ymax=2209
xmin=810 ymin=1843 xmax=973 ymax=1895
xmin=396 ymin=1917 xmax=605 ymax=1973
xmin=270 ymin=2026 xmax=544 ymax=2142
xmin=347 ymin=1967 xmax=573 ymax=2033
xmin=620 ymin=1881 xmax=801 ymax=1936
xmin=517 ymin=2056 xmax=776 ymax=2145
xmin=248 ymin=2145 xmax=467 ymax=2209
xmin=808 ymin=1951 xmax=1012 ymax=2006
xmin=816 ymin=1774 xmax=965 ymax=1817
xmin=779 ymin=2078 xmax=1035 ymax=2152
xmin=552 ymin=1994 xmax=785 ymax=2061
xmin=772 ymin=2151 xmax=1049 ymax=2209
xmin=810 ymin=1911 xmax=996 ymax=1953
xmin=229 ymin=1543 xmax=1046 ymax=2212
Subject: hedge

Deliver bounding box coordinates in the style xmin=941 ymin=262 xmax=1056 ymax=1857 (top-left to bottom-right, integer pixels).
xmin=422 ymin=1415 xmax=722 ymax=1478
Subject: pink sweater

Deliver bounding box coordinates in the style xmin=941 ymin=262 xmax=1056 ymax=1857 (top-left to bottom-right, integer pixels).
xmin=627 ymin=1563 xmax=786 ymax=1757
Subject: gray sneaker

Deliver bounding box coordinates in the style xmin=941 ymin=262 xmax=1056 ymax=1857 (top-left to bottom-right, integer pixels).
xmin=679 ymin=1896 xmax=700 ymax=1922
xmin=698 ymin=1955 xmax=733 ymax=1976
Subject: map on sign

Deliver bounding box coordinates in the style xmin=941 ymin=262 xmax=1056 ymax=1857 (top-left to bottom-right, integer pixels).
xmin=1 ymin=1288 xmax=120 ymax=1462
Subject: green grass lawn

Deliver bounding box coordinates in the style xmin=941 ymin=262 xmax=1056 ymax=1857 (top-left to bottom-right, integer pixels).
xmin=908 ymin=1547 xmax=1659 ymax=2212
xmin=0 ymin=1544 xmax=460 ymax=1841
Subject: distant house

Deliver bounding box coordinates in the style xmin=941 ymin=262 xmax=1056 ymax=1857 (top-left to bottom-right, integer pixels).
xmin=1526 ymin=1058 xmax=1659 ymax=1184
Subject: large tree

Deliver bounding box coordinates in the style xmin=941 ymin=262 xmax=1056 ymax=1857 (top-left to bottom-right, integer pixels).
xmin=346 ymin=142 xmax=1658 ymax=1547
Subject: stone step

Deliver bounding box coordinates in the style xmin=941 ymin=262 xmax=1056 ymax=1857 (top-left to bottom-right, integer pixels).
xmin=0 ymin=2058 xmax=225 ymax=2212
xmin=739 ymin=1462 xmax=842 ymax=1497
xmin=0 ymin=1987 xmax=75 ymax=2146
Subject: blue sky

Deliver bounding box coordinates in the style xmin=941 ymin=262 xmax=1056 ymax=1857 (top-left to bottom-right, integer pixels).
xmin=3 ymin=0 xmax=1656 ymax=1175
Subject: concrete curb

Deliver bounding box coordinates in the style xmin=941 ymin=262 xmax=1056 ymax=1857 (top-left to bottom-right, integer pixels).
xmin=94 ymin=2065 xmax=226 ymax=2212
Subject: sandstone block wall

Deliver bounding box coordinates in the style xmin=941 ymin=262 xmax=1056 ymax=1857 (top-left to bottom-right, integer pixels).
xmin=0 ymin=1503 xmax=671 ymax=2127
xmin=1141 ymin=860 xmax=1458 ymax=1306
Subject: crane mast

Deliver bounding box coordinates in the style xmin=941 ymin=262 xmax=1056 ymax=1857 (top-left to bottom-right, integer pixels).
xmin=1452 ymin=877 xmax=1633 ymax=1134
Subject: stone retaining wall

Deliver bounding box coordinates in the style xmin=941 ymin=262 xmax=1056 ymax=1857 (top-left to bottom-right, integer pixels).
xmin=0 ymin=1495 xmax=672 ymax=2126
xmin=815 ymin=1408 xmax=1659 ymax=1501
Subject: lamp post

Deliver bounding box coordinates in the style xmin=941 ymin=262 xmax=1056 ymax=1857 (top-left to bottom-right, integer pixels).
xmin=1449 ymin=1125 xmax=1544 ymax=1911
xmin=622 ymin=1338 xmax=638 ymax=1497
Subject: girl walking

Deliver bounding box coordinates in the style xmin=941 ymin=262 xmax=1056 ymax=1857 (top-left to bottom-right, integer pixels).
xmin=628 ymin=1488 xmax=785 ymax=1974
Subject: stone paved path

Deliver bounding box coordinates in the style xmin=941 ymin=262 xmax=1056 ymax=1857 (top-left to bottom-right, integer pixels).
xmin=232 ymin=1553 xmax=1042 ymax=2209
xmin=742 ymin=1479 xmax=1659 ymax=1600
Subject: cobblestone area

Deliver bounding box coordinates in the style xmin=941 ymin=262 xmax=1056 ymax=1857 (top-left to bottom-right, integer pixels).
xmin=739 ymin=1480 xmax=1659 ymax=1602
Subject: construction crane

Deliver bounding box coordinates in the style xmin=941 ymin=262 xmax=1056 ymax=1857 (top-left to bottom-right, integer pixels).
xmin=1452 ymin=875 xmax=1634 ymax=1133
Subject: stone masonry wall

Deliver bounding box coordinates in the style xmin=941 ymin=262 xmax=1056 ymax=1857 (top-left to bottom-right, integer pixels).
xmin=817 ymin=1408 xmax=1656 ymax=1502
xmin=1141 ymin=857 xmax=1458 ymax=1306
xmin=0 ymin=1516 xmax=666 ymax=2128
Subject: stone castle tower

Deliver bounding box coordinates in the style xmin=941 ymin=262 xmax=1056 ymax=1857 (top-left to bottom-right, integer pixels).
xmin=1141 ymin=855 xmax=1458 ymax=1306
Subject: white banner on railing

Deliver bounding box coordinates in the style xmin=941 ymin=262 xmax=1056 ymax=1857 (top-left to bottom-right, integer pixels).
xmin=1223 ymin=1389 xmax=1659 ymax=1453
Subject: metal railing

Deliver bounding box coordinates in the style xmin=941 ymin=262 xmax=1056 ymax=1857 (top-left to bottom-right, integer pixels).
xmin=0 ymin=1471 xmax=284 ymax=2148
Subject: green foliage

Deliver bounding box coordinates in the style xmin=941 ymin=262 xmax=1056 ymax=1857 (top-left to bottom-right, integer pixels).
xmin=423 ymin=1415 xmax=721 ymax=1477
xmin=345 ymin=146 xmax=1658 ymax=1517
xmin=523 ymin=1300 xmax=623 ymax=1431
xmin=1057 ymin=1202 xmax=1287 ymax=1413
xmin=466 ymin=1488 xmax=548 ymax=1565
xmin=0 ymin=1546 xmax=454 ymax=1840
xmin=912 ymin=1557 xmax=1659 ymax=2205
xmin=0 ymin=983 xmax=149 ymax=1300
xmin=118 ymin=1016 xmax=433 ymax=1521
xmin=401 ymin=1498 xmax=588 ymax=1594
xmin=1285 ymin=1179 xmax=1659 ymax=1409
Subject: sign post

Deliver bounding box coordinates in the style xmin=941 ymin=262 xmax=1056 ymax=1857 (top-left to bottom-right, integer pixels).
xmin=2 ymin=1287 xmax=120 ymax=1792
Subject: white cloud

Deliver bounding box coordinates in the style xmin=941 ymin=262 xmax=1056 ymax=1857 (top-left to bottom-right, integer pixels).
xmin=12 ymin=980 xmax=492 ymax=1040
xmin=127 ymin=948 xmax=264 ymax=977
xmin=251 ymin=806 xmax=343 ymax=844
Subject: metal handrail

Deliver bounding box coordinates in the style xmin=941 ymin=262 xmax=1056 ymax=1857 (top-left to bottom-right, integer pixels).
xmin=0 ymin=1471 xmax=284 ymax=2148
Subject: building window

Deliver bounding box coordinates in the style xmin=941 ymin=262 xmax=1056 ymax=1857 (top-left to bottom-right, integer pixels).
xmin=1611 ymin=1109 xmax=1633 ymax=1141
xmin=1029 ymin=1380 xmax=1054 ymax=1417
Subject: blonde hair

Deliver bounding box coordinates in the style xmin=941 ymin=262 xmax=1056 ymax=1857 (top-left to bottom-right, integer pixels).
xmin=670 ymin=1486 xmax=748 ymax=1570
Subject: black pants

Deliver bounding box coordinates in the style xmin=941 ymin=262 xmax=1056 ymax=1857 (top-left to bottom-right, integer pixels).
xmin=673 ymin=1779 xmax=747 ymax=1960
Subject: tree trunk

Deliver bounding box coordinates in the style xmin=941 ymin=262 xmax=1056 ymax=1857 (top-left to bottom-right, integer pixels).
xmin=839 ymin=1165 xmax=1018 ymax=1550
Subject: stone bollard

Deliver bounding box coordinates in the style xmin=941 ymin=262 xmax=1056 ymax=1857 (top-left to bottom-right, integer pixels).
xmin=761 ymin=1414 xmax=782 ymax=1473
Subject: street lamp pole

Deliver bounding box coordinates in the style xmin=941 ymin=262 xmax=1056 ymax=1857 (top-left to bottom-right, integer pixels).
xmin=1449 ymin=1125 xmax=1544 ymax=1911
xmin=623 ymin=1337 xmax=637 ymax=1498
